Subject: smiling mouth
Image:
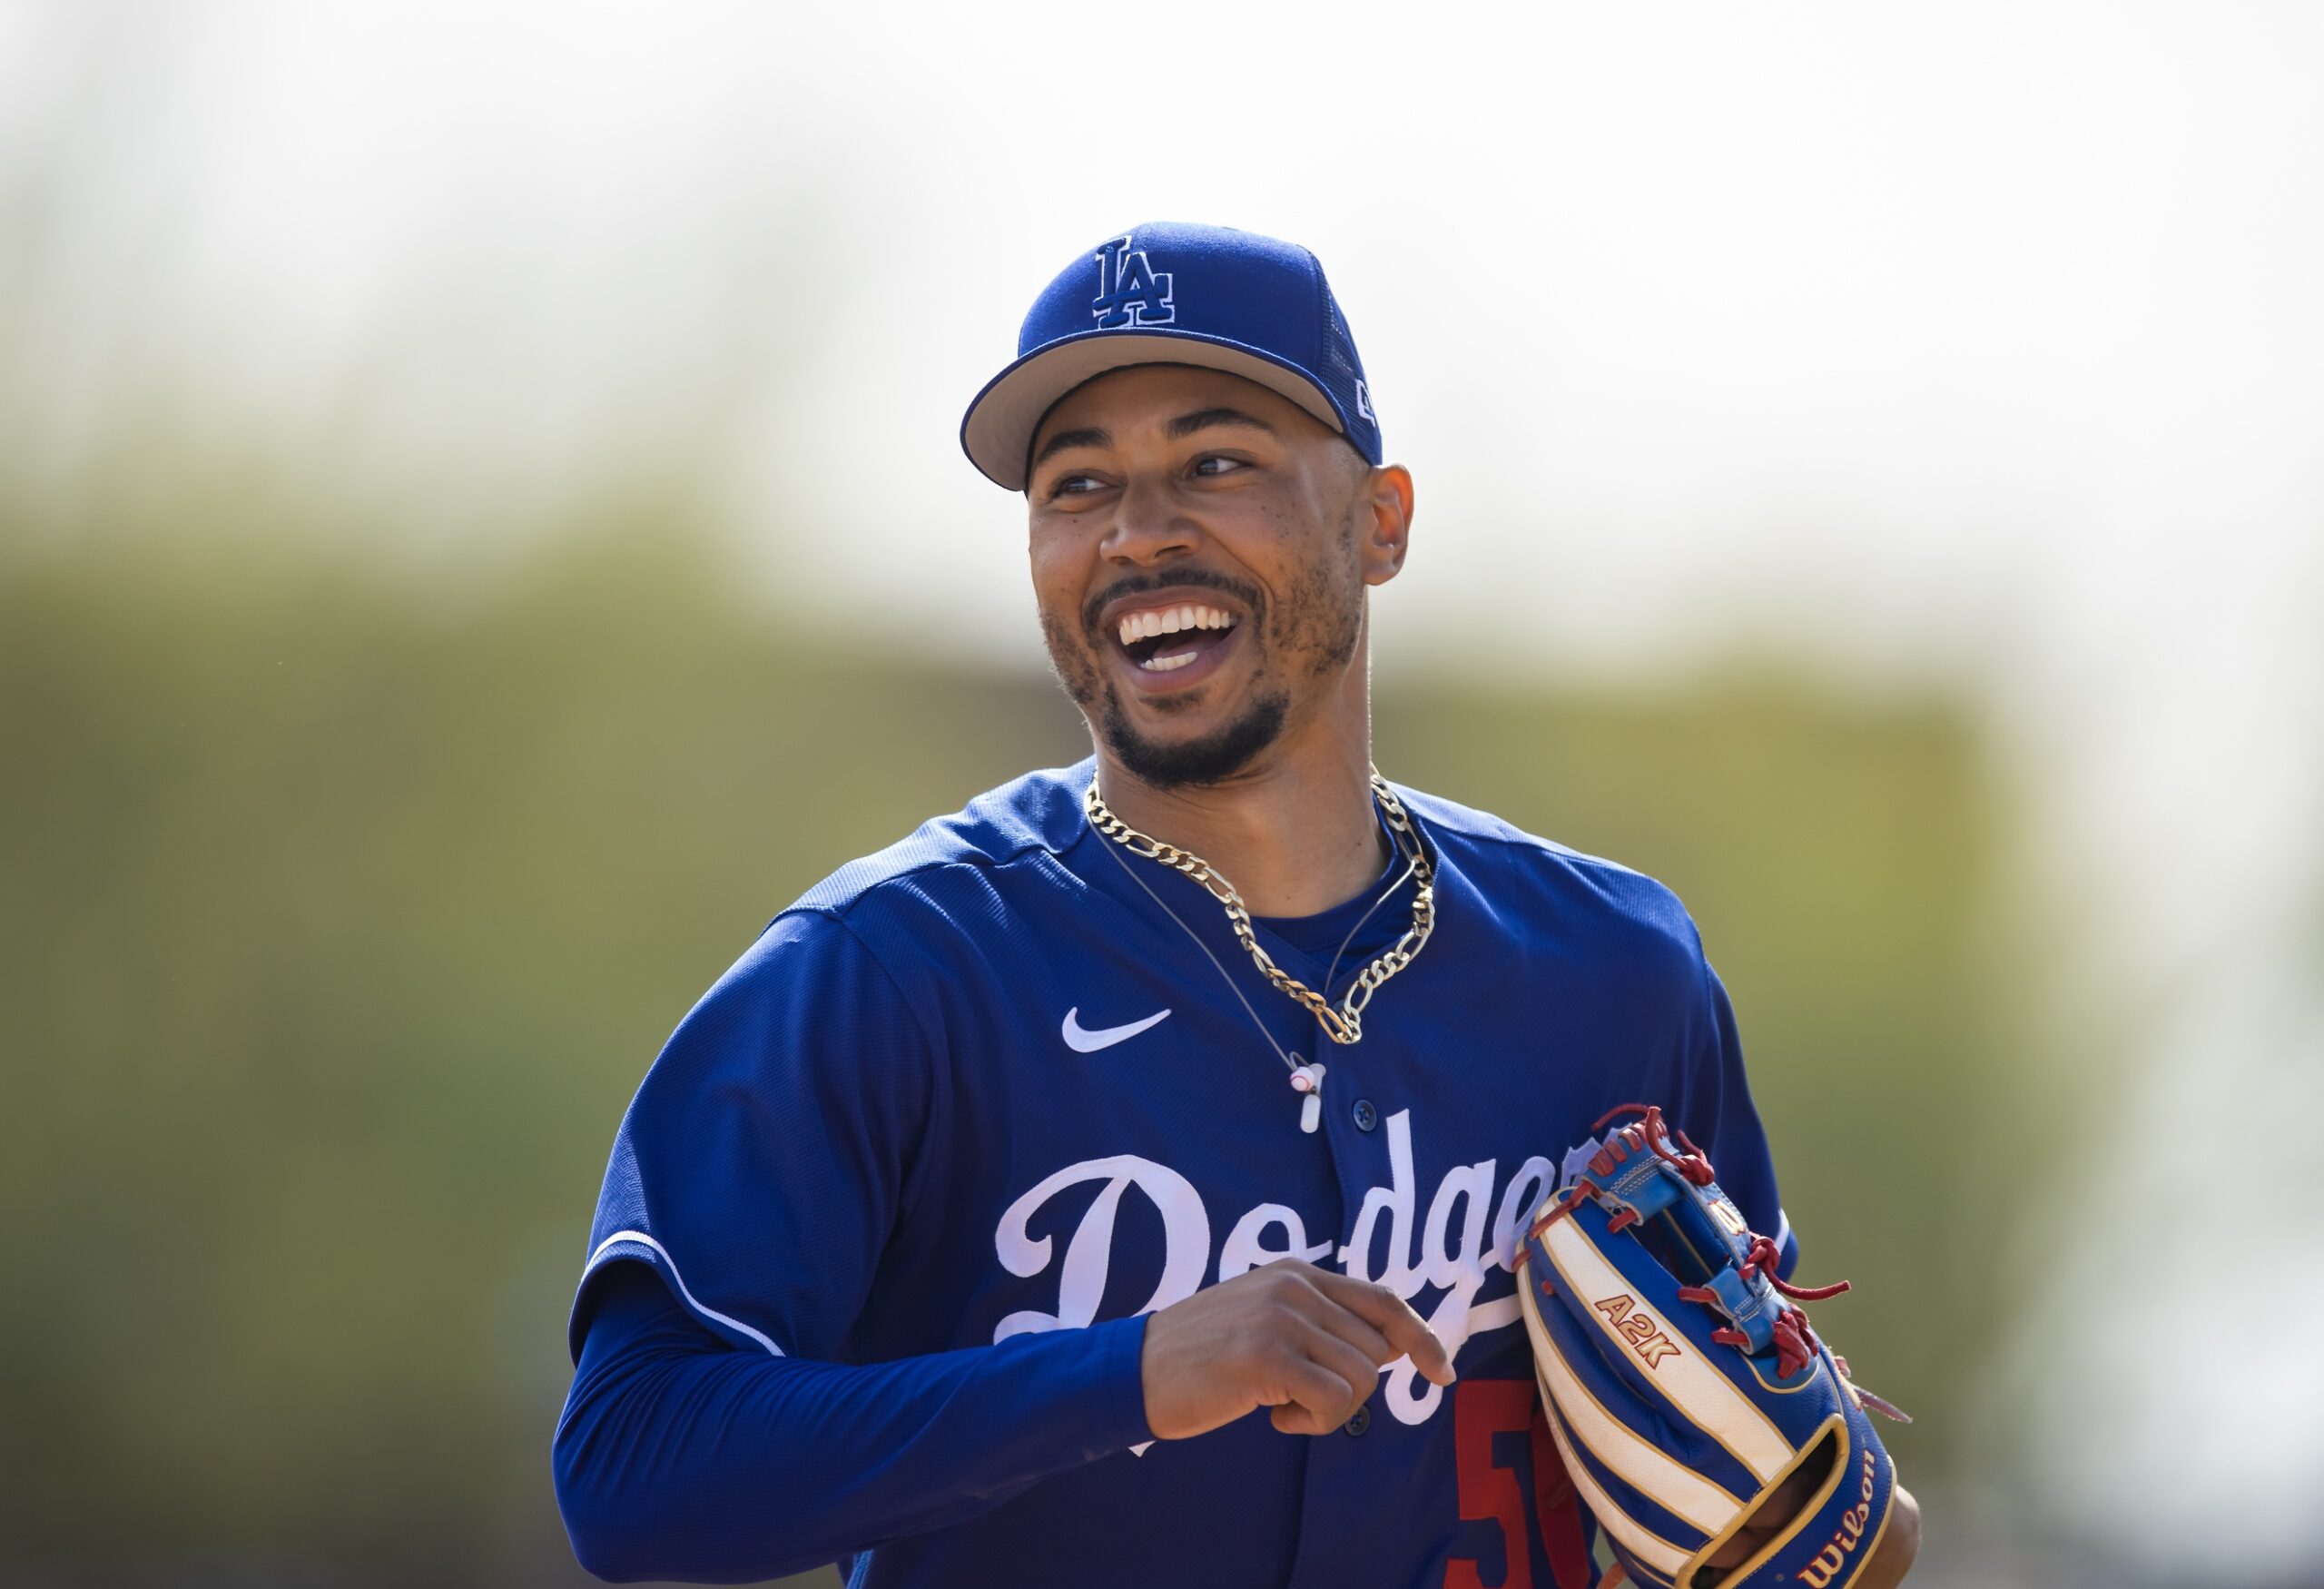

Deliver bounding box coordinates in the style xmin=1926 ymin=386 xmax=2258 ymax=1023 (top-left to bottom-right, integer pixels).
xmin=1112 ymin=601 xmax=1241 ymax=674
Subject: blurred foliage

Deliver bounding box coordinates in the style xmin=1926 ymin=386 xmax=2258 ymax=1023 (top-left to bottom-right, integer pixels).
xmin=0 ymin=500 xmax=2024 ymax=1585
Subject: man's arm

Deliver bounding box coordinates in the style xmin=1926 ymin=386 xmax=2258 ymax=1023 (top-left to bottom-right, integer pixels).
xmin=554 ymin=1262 xmax=1150 ymax=1583
xmin=556 ymin=1258 xmax=1456 ymax=1582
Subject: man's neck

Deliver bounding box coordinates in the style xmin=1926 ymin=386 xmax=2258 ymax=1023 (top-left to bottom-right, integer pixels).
xmin=1091 ymin=734 xmax=1390 ymax=919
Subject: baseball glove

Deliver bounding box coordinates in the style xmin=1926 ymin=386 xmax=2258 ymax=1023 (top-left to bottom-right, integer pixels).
xmin=1517 ymin=1105 xmax=1906 ymax=1589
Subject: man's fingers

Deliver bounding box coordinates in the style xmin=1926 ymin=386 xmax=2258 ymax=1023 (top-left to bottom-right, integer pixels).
xmin=1297 ymin=1321 xmax=1387 ymax=1412
xmin=1269 ymin=1354 xmax=1358 ymax=1436
xmin=1310 ymin=1270 xmax=1456 ymax=1386
xmin=1270 ymin=1403 xmax=1331 ymax=1436
xmin=1288 ymin=1287 xmax=1401 ymax=1368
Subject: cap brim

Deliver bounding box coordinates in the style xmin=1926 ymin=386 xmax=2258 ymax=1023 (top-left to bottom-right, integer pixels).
xmin=960 ymin=329 xmax=1350 ymax=491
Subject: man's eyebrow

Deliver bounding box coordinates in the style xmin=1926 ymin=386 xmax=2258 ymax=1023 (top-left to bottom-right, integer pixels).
xmin=1166 ymin=407 xmax=1278 ymax=441
xmin=1028 ymin=408 xmax=1277 ymax=474
xmin=1029 ymin=427 xmax=1110 ymax=470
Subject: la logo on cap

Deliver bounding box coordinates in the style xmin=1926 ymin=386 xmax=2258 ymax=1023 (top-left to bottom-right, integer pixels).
xmin=1091 ymin=234 xmax=1174 ymax=330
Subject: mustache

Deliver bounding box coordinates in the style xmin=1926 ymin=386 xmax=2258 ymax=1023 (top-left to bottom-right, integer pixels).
xmin=1080 ymin=569 xmax=1264 ymax=637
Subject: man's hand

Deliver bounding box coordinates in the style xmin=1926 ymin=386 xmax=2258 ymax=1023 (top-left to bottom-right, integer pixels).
xmin=1858 ymin=1485 xmax=1921 ymax=1589
xmin=1139 ymin=1258 xmax=1456 ymax=1439
xmin=1700 ymin=1465 xmax=1922 ymax=1588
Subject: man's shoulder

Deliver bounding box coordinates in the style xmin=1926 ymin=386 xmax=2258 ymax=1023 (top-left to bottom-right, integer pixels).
xmin=1395 ymin=781 xmax=1706 ymax=967
xmin=784 ymin=759 xmax=1092 ymax=926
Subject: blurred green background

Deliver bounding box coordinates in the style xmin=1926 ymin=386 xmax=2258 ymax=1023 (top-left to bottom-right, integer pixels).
xmin=1 ymin=484 xmax=2030 ymax=1585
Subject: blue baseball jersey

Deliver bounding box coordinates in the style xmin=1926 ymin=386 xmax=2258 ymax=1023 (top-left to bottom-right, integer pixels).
xmin=556 ymin=759 xmax=1795 ymax=1588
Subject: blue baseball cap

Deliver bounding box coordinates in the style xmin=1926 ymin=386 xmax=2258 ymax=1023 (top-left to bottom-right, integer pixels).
xmin=960 ymin=222 xmax=1383 ymax=491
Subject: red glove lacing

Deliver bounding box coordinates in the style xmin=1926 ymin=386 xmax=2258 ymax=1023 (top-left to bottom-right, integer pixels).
xmin=1530 ymin=1103 xmax=1853 ymax=1380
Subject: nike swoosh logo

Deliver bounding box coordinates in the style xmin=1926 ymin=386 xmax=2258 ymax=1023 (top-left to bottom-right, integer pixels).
xmin=1061 ymin=1005 xmax=1172 ymax=1053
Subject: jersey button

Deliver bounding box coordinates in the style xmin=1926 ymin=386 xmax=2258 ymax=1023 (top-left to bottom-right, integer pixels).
xmin=1352 ymin=1099 xmax=1379 ymax=1131
xmin=1344 ymin=1405 xmax=1371 ymax=1436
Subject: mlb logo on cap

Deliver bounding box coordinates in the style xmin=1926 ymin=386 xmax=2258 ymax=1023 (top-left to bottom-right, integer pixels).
xmin=960 ymin=222 xmax=1383 ymax=491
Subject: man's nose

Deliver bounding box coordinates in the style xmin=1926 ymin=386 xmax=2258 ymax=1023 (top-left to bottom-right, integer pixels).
xmin=1100 ymin=472 xmax=1199 ymax=566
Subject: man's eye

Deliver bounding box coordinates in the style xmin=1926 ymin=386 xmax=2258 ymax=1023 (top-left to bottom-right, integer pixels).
xmin=1049 ymin=473 xmax=1104 ymax=497
xmin=1191 ymin=455 xmax=1247 ymax=478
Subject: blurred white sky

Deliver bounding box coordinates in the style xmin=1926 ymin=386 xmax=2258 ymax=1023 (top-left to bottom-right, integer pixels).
xmin=6 ymin=2 xmax=2321 ymax=1574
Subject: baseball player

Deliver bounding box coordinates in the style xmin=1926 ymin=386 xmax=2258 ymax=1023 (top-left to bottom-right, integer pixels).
xmin=553 ymin=222 xmax=1920 ymax=1588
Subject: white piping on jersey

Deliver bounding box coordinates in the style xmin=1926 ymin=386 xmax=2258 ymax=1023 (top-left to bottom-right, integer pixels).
xmin=586 ymin=1229 xmax=785 ymax=1357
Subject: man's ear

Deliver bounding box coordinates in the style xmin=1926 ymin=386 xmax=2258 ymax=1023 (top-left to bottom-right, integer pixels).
xmin=1355 ymin=463 xmax=1415 ymax=587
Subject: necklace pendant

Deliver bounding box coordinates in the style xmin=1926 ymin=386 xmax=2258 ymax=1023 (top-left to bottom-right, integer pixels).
xmin=1290 ymin=1062 xmax=1325 ymax=1132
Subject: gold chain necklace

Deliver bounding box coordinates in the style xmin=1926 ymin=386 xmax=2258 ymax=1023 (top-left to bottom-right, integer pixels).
xmin=1082 ymin=770 xmax=1436 ymax=1046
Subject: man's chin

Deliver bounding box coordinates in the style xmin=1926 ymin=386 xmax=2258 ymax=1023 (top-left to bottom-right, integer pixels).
xmin=1098 ymin=688 xmax=1288 ymax=791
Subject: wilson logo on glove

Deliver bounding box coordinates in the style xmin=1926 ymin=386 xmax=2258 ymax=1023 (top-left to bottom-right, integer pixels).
xmin=1517 ymin=1104 xmax=1908 ymax=1589
xmin=1795 ymin=1449 xmax=1881 ymax=1586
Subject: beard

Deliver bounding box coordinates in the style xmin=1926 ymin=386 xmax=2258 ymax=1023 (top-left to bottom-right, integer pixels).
xmin=1097 ymin=681 xmax=1291 ymax=789
xmin=1039 ymin=514 xmax=1364 ymax=792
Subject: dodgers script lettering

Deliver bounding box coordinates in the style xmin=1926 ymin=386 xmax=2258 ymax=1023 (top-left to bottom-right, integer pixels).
xmin=993 ymin=1110 xmax=1599 ymax=1427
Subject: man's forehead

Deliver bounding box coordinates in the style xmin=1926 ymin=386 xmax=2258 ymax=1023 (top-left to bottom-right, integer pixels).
xmin=1032 ymin=364 xmax=1326 ymax=449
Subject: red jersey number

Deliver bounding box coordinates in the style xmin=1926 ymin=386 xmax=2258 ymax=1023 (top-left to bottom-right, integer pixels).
xmin=1444 ymin=1378 xmax=1591 ymax=1589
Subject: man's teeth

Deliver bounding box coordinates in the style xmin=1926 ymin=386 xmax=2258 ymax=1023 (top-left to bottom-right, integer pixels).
xmin=1117 ymin=603 xmax=1237 ymax=647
